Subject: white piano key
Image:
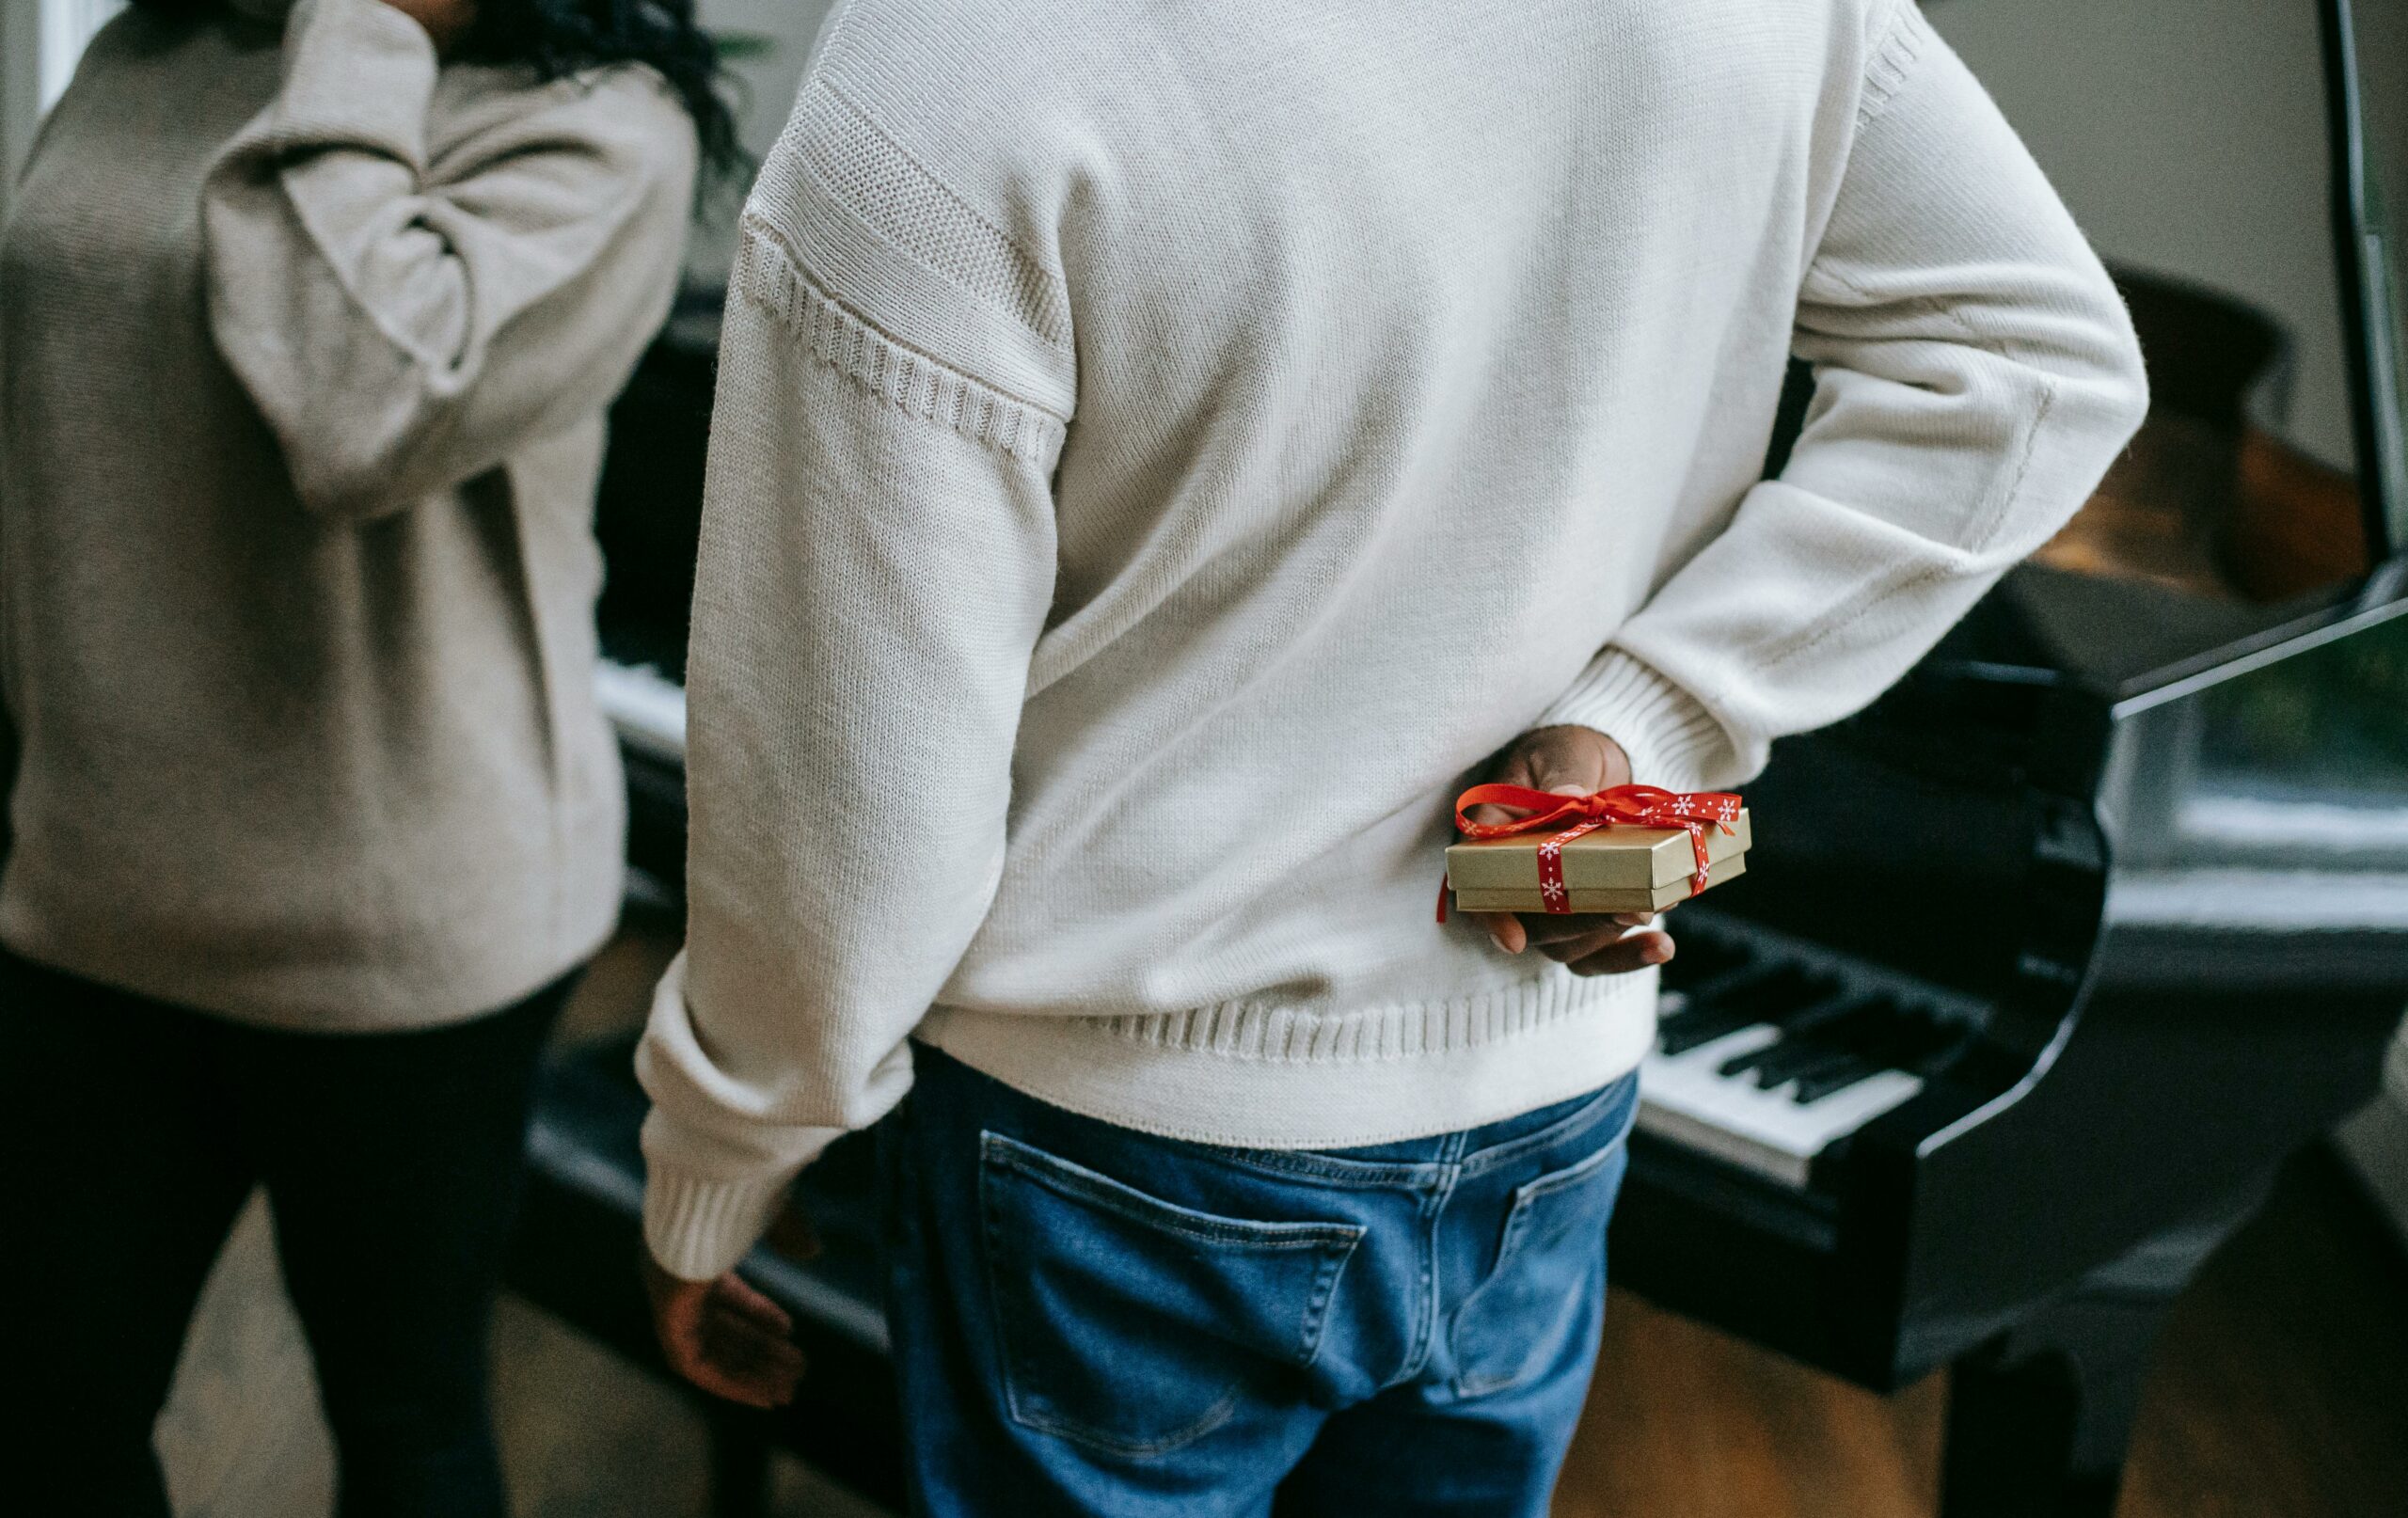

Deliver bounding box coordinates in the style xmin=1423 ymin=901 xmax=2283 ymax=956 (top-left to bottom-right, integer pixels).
xmin=1638 ymin=1020 xmax=1925 ymax=1189
xmin=594 ymin=658 xmax=689 ymax=764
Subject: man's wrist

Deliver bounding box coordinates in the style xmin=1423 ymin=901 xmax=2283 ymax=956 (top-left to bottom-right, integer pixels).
xmin=642 ymin=1162 xmax=793 ymax=1283
xmin=1532 ymin=648 xmax=1728 ymax=792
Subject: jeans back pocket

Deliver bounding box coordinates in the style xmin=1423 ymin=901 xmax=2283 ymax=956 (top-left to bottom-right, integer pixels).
xmin=978 ymin=1131 xmax=1364 ymax=1458
xmin=1448 ymin=1126 xmax=1632 ymax=1398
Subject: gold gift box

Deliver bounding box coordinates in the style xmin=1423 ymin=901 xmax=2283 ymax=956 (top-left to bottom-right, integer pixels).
xmin=1445 ymin=809 xmax=1751 ymax=915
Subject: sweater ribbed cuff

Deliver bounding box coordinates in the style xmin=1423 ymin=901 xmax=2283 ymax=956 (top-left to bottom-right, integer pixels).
xmin=1533 ymin=648 xmax=1734 ymax=794
xmin=277 ymin=0 xmax=437 ymax=160
xmin=641 ymin=1157 xmax=800 ymax=1283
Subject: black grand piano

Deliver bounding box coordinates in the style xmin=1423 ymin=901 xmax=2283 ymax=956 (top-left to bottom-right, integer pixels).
xmin=511 ymin=3 xmax=2408 ymax=1513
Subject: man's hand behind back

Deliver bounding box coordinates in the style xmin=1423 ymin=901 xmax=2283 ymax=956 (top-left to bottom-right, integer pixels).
xmin=1466 ymin=725 xmax=1677 ymax=976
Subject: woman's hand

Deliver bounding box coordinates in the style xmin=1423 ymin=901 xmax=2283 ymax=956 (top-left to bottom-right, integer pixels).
xmin=1465 ymin=724 xmax=1677 ymax=976
xmin=378 ymin=0 xmax=478 ymax=55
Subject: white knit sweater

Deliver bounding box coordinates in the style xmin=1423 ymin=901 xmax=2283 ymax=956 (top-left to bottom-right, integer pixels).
xmin=638 ymin=0 xmax=2147 ymax=1278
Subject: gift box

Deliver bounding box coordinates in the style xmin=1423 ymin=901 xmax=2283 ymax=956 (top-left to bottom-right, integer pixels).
xmin=1443 ymin=784 xmax=1749 ymax=917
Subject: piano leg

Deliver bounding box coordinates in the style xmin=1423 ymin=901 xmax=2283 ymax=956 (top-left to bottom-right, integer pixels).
xmin=1939 ymin=1297 xmax=2158 ymax=1516
xmin=1936 ymin=1176 xmax=2271 ymax=1518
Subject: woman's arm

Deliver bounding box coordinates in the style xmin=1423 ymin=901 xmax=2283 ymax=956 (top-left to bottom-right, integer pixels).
xmin=1534 ymin=0 xmax=2148 ymax=792
xmin=200 ymin=0 xmax=699 ymax=520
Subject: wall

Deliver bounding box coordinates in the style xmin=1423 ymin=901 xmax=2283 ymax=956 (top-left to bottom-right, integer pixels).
xmin=0 ymin=2 xmax=2375 ymax=454
xmin=1927 ymin=0 xmax=2355 ymax=467
xmin=685 ymin=0 xmax=837 ymax=286
xmin=1 ymin=2 xmax=45 ymax=225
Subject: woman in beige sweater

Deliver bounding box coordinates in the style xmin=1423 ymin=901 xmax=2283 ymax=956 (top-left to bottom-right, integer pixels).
xmin=0 ymin=0 xmax=720 ymax=1511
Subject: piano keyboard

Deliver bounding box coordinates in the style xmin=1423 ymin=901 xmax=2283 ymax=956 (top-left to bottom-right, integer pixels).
xmin=1637 ymin=921 xmax=1985 ymax=1188
xmin=594 ymin=657 xmax=1975 ymax=1192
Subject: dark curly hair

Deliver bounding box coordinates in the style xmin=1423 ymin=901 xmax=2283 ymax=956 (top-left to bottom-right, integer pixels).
xmin=130 ymin=0 xmax=741 ymax=179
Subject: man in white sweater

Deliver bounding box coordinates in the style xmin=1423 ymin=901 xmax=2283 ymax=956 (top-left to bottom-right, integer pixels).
xmin=636 ymin=0 xmax=2147 ymax=1510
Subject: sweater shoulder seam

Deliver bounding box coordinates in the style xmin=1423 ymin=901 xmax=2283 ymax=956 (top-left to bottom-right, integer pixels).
xmin=1856 ymin=0 xmax=1932 ymax=130
xmin=790 ymin=75 xmax=1073 ymax=352
xmin=736 ymin=224 xmax=1068 ymax=464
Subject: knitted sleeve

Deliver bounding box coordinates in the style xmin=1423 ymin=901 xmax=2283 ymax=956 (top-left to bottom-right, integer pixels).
xmin=1535 ymin=0 xmax=2147 ymax=790
xmin=198 ymin=0 xmax=699 ymax=520
xmin=635 ymin=76 xmax=1069 ymax=1281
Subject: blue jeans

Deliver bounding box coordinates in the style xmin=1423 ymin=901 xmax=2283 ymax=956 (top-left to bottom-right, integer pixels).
xmin=879 ymin=1043 xmax=1640 ymax=1517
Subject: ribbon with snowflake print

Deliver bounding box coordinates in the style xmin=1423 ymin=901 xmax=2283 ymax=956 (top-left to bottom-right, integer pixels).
xmin=1438 ymin=783 xmax=1743 ymax=924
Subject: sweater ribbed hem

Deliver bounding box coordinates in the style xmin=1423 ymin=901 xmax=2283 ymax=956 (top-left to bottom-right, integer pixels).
xmin=917 ymin=968 xmax=1658 ymax=1151
xmin=1534 ymin=647 xmax=1735 ymax=794
xmin=0 ymin=872 xmax=621 ymax=1034
xmin=641 ymin=1159 xmax=801 ymax=1283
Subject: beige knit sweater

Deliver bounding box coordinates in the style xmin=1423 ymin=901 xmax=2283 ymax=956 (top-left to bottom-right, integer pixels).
xmin=0 ymin=0 xmax=697 ymax=1027
xmin=636 ymin=0 xmax=2148 ymax=1280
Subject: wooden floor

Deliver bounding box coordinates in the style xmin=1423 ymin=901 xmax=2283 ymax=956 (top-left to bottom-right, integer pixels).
xmin=154 ymin=936 xmax=2408 ymax=1517
xmin=1558 ymin=1151 xmax=2408 ymax=1518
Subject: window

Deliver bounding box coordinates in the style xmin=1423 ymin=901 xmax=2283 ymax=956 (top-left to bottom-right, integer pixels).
xmin=40 ymin=0 xmax=128 ymax=113
xmin=3 ymin=0 xmax=122 ymax=214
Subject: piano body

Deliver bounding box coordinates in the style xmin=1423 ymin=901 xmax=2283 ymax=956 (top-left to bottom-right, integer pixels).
xmin=550 ymin=3 xmax=2408 ymax=1512
xmin=1619 ymin=558 xmax=2408 ymax=1510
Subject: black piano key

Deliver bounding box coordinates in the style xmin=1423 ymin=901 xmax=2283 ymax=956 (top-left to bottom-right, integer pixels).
xmin=1735 ymin=1009 xmax=1890 ymax=1086
xmin=1656 ymin=972 xmax=1785 ymax=1053
xmin=1656 ymin=965 xmax=1766 ymax=1023
xmin=1711 ymin=997 xmax=1866 ymax=1081
xmin=1907 ymin=1027 xmax=1979 ymax=1080
xmin=1712 ymin=1040 xmax=1778 ymax=1080
xmin=1787 ymin=1012 xmax=1963 ymax=1103
xmin=1792 ymin=1055 xmax=1890 ymax=1104
xmin=1658 ymin=1011 xmax=1757 ymax=1057
xmin=1782 ymin=1024 xmax=1927 ymax=1101
xmin=1661 ymin=995 xmax=1802 ymax=1055
xmin=1661 ymin=967 xmax=1844 ymax=1056
xmin=1774 ymin=990 xmax=1881 ymax=1038
xmin=1734 ymin=995 xmax=1892 ymax=1071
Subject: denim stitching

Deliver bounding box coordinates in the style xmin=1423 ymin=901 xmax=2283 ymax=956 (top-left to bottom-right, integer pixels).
xmin=1452 ymin=1078 xmax=1636 ymax=1179
xmin=1295 ymin=1242 xmax=1357 ymax=1378
xmin=982 ymin=1132 xmax=1366 ymax=1248
xmin=976 ymin=1131 xmax=1366 ymax=1457
xmin=1448 ymin=1127 xmax=1633 ymax=1398
xmin=1390 ymin=1162 xmax=1460 ymax=1387
xmin=1170 ymin=1145 xmax=1447 ymax=1189
xmin=1013 ymin=1390 xmax=1245 ymax=1460
xmin=981 ymin=1141 xmax=1050 ymax=1439
xmin=973 ymin=1137 xmax=1357 ymax=1464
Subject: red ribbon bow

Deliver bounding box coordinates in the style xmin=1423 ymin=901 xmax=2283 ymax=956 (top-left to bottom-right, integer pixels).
xmin=1439 ymin=783 xmax=1743 ymax=924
